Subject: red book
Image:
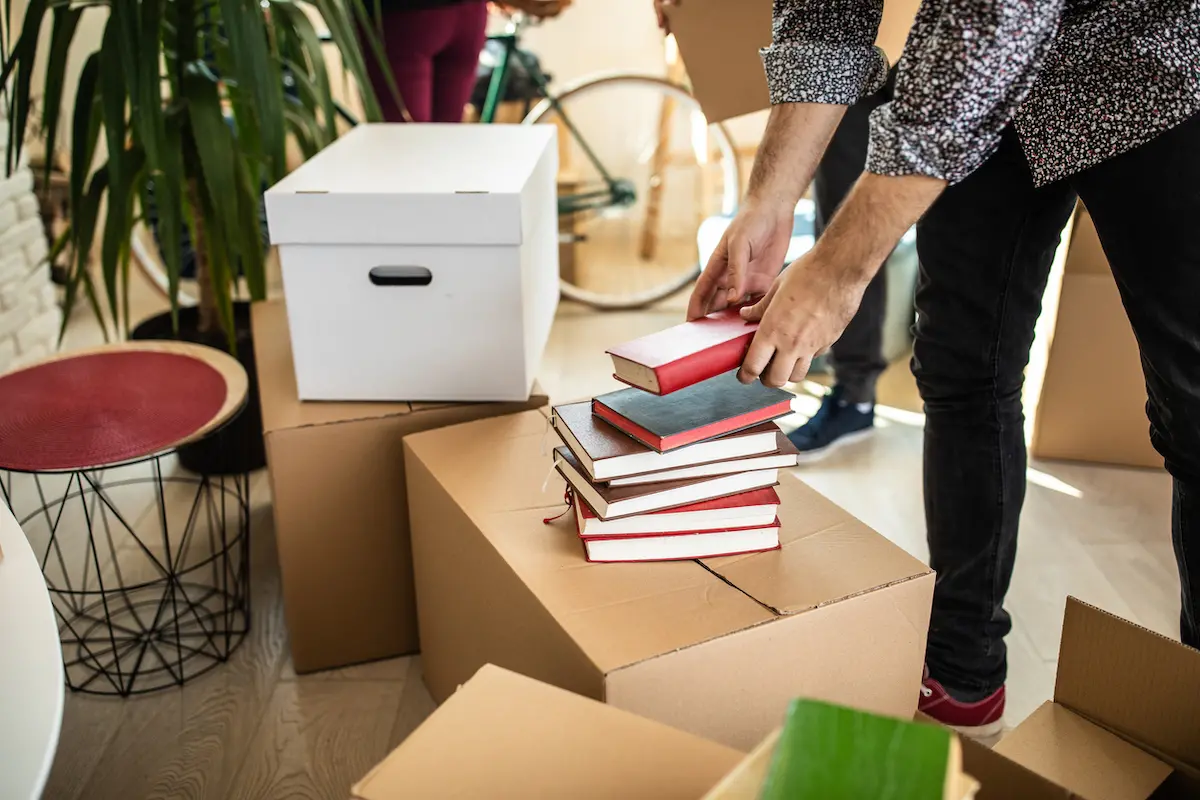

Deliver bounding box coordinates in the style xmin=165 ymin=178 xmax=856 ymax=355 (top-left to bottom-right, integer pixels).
xmin=580 ymin=520 xmax=782 ymax=563
xmin=606 ymin=309 xmax=758 ymax=395
xmin=592 ymin=371 xmax=795 ymax=453
xmin=574 ymin=486 xmax=781 ymax=537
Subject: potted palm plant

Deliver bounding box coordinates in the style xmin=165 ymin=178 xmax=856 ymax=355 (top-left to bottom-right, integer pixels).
xmin=2 ymin=0 xmax=398 ymax=473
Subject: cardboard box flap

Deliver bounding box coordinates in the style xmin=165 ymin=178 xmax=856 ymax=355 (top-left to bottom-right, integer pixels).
xmin=1054 ymin=598 xmax=1200 ymax=773
xmin=665 ymin=0 xmax=772 ymax=124
xmin=266 ymin=124 xmax=555 ymax=246
xmin=482 ymin=506 xmax=774 ymax=673
xmin=406 ymin=408 xmax=563 ymax=514
xmin=958 ymin=735 xmax=1076 ymax=800
xmin=702 ymin=474 xmax=933 ymax=616
xmin=351 ymin=664 xmax=742 ymax=800
xmin=253 ymin=301 xmax=413 ymax=433
xmin=995 ymin=702 xmax=1173 ymax=800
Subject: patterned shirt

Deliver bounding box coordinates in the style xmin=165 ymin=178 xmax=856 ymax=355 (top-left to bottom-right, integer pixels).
xmin=761 ymin=0 xmax=1200 ymax=186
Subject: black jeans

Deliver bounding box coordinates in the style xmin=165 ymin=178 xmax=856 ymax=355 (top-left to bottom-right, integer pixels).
xmin=812 ymin=69 xmax=897 ymax=404
xmin=916 ymin=117 xmax=1200 ymax=697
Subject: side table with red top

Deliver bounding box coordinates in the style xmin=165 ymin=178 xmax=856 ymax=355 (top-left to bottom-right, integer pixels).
xmin=0 ymin=342 xmax=253 ymax=696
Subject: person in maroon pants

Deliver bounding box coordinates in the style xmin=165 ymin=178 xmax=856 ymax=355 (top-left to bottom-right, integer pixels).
xmin=365 ymin=0 xmax=569 ymax=124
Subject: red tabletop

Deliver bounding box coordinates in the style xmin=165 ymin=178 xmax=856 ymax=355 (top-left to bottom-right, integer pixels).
xmin=0 ymin=348 xmax=233 ymax=472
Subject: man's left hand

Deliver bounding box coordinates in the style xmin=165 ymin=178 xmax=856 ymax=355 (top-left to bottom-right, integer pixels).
xmin=736 ymin=247 xmax=870 ymax=388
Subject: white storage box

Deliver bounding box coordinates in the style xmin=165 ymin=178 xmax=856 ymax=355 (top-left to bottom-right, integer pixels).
xmin=265 ymin=124 xmax=559 ymax=402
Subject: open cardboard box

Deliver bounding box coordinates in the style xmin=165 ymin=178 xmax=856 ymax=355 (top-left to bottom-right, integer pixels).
xmin=404 ymin=409 xmax=934 ymax=750
xmin=665 ymin=0 xmax=921 ymax=123
xmin=351 ymin=663 xmax=742 ymax=799
xmin=953 ymin=598 xmax=1199 ymax=799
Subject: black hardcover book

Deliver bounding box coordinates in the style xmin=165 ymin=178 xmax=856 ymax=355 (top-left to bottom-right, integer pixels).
xmin=591 ymin=370 xmax=795 ymax=452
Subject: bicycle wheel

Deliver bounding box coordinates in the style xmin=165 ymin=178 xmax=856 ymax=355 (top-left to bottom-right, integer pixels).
xmin=525 ymin=73 xmax=740 ymax=311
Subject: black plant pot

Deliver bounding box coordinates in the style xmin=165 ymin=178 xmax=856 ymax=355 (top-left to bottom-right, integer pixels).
xmin=131 ymin=302 xmax=267 ymax=475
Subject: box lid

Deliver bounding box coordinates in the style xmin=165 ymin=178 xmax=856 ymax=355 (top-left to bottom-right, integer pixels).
xmin=351 ymin=664 xmax=742 ymax=800
xmin=1052 ymin=598 xmax=1200 ymax=777
xmin=265 ymin=124 xmax=556 ymax=246
xmin=251 ymin=300 xmax=548 ymax=433
xmin=403 ymin=410 xmax=933 ymax=674
xmin=961 ymin=599 xmax=1200 ymax=800
xmin=994 ymin=702 xmax=1173 ymax=800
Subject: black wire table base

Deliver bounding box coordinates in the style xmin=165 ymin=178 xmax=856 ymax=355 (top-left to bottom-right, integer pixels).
xmin=1 ymin=454 xmax=251 ymax=696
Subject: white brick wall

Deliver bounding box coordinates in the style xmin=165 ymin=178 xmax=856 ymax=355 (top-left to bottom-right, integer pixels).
xmin=0 ymin=164 xmax=59 ymax=375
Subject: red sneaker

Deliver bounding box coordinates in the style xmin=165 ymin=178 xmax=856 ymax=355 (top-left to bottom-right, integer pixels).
xmin=919 ymin=666 xmax=1005 ymax=739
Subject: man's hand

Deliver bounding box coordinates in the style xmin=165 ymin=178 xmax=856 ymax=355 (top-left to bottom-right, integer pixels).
xmin=687 ymin=199 xmax=794 ymax=320
xmin=736 ymin=171 xmax=946 ymax=387
xmin=737 ymin=248 xmax=870 ymax=387
xmin=686 ymin=102 xmax=846 ymax=321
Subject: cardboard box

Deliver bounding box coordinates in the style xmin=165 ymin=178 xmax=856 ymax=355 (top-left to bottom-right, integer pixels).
xmin=252 ymin=301 xmax=548 ymax=673
xmin=404 ymin=409 xmax=934 ymax=750
xmin=1031 ymin=207 xmax=1160 ymax=468
xmin=945 ymin=598 xmax=1200 ymax=799
xmin=351 ymin=663 xmax=743 ymax=799
xmin=666 ymin=0 xmax=922 ymax=123
xmin=264 ymin=123 xmax=559 ymax=402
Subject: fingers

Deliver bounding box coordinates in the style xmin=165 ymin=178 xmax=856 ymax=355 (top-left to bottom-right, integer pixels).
xmin=763 ymin=350 xmax=808 ymax=389
xmin=724 ymin=235 xmax=750 ymax=307
xmin=738 ymin=332 xmax=775 ymax=385
xmin=738 ymin=281 xmax=776 ymax=323
xmin=689 ymin=237 xmax=730 ymax=320
xmin=788 ymin=356 xmax=813 ymax=384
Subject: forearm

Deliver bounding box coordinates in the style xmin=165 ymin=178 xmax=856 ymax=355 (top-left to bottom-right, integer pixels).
xmin=813 ymin=171 xmax=944 ymax=282
xmin=745 ymin=102 xmax=847 ymax=210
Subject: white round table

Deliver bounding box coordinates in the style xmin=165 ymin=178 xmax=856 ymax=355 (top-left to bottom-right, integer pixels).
xmin=0 ymin=502 xmax=64 ymax=800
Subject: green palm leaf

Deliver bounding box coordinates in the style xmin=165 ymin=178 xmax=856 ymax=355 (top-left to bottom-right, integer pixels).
xmin=5 ymin=0 xmax=395 ymax=347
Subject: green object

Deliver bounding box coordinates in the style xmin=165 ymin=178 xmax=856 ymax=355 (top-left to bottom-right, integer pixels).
xmin=2 ymin=0 xmax=396 ymax=349
xmin=760 ymin=699 xmax=953 ymax=800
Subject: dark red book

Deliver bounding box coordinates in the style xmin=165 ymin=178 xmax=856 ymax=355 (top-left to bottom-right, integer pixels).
xmin=574 ymin=486 xmax=781 ymax=537
xmin=551 ymin=401 xmax=781 ymax=482
xmin=580 ymin=520 xmax=782 ymax=563
xmin=554 ymin=447 xmax=779 ymax=520
xmin=606 ymin=309 xmax=758 ymax=395
xmin=592 ymin=371 xmax=794 ymax=453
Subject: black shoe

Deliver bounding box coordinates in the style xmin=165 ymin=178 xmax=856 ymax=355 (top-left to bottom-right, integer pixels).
xmin=787 ymin=385 xmax=875 ymax=461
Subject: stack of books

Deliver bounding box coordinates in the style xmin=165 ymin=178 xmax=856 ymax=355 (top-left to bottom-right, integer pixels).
xmin=550 ymin=310 xmax=798 ymax=563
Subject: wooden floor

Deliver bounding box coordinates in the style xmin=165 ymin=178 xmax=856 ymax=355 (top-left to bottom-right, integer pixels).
xmin=10 ymin=273 xmax=1181 ymax=799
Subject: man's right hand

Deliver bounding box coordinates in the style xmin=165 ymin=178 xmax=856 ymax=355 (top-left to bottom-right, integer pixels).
xmin=686 ymin=199 xmax=795 ymax=320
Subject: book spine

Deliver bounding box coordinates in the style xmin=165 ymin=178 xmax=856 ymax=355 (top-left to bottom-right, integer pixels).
xmin=656 ymin=332 xmax=755 ymax=395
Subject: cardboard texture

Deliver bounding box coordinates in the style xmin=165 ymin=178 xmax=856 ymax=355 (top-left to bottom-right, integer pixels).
xmin=666 ymin=0 xmax=921 ymax=123
xmin=1031 ymin=208 xmax=1161 ymax=468
xmin=351 ymin=664 xmax=742 ymax=800
xmin=405 ymin=410 xmax=934 ymax=750
xmin=995 ymin=703 xmax=1173 ymax=800
xmin=942 ymin=598 xmax=1200 ymax=800
xmin=252 ymin=301 xmax=547 ymax=673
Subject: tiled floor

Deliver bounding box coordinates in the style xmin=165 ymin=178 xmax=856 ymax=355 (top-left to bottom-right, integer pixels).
xmin=11 ymin=268 xmax=1180 ymax=798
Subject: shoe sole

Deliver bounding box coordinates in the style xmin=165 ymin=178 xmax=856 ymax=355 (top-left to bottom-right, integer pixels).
xmin=792 ymin=427 xmax=876 ymax=464
xmin=944 ymin=719 xmax=1005 ymax=742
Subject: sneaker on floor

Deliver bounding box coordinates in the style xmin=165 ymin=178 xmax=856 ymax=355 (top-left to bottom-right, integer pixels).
xmin=787 ymin=385 xmax=875 ymax=461
xmin=919 ymin=667 xmax=1006 ymax=740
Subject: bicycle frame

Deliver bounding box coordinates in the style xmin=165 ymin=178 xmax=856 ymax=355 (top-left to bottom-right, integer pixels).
xmin=479 ymin=23 xmax=634 ymax=217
